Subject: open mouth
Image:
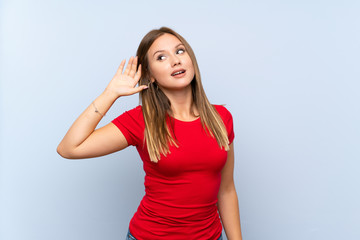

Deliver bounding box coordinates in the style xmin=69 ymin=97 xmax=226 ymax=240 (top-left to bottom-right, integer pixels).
xmin=171 ymin=70 xmax=186 ymax=76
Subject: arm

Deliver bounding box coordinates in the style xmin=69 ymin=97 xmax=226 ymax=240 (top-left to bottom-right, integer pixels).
xmin=217 ymin=143 xmax=243 ymax=240
xmin=57 ymin=57 xmax=147 ymax=159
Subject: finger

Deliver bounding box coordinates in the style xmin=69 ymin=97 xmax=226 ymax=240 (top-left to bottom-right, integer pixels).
xmin=131 ymin=85 xmax=148 ymax=94
xmin=124 ymin=56 xmax=133 ymax=76
xmin=129 ymin=56 xmax=138 ymax=78
xmin=134 ymin=64 xmax=142 ymax=82
xmin=115 ymin=59 xmax=126 ymax=76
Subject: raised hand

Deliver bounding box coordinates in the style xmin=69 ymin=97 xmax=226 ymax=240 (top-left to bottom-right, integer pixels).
xmin=105 ymin=56 xmax=147 ymax=98
xmin=57 ymin=56 xmax=147 ymax=159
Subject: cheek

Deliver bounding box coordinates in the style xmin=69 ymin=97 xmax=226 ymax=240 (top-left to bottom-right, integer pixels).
xmin=187 ymin=60 xmax=195 ymax=75
xmin=148 ymin=64 xmax=161 ymax=79
xmin=185 ymin=56 xmax=194 ymax=70
xmin=150 ymin=63 xmax=169 ymax=80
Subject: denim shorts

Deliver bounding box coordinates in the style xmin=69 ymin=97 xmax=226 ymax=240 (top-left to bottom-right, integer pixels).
xmin=126 ymin=229 xmax=223 ymax=240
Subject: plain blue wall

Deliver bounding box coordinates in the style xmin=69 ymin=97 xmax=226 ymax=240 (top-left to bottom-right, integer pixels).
xmin=1 ymin=0 xmax=359 ymax=239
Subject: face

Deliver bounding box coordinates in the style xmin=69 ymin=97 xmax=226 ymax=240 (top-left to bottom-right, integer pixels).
xmin=147 ymin=33 xmax=195 ymax=92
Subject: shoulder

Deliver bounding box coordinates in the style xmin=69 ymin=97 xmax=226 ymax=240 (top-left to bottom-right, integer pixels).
xmin=212 ymin=104 xmax=235 ymax=143
xmin=123 ymin=105 xmax=143 ymax=117
xmin=213 ymin=104 xmax=233 ymax=119
xmin=111 ymin=105 xmax=144 ymax=146
xmin=112 ymin=105 xmax=144 ymax=124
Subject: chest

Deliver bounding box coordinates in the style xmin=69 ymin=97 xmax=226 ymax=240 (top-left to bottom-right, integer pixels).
xmin=144 ymin=120 xmax=228 ymax=177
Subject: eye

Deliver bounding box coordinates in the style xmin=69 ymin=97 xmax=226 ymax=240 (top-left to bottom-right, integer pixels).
xmin=176 ymin=48 xmax=185 ymax=54
xmin=157 ymin=55 xmax=166 ymax=61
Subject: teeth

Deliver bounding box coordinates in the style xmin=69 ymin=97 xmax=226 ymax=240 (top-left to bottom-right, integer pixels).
xmin=172 ymin=70 xmax=184 ymax=76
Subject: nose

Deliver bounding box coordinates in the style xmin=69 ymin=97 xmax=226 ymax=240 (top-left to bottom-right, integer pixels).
xmin=171 ymin=55 xmax=181 ymax=67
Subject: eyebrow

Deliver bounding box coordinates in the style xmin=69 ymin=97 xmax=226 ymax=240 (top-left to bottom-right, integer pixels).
xmin=152 ymin=43 xmax=185 ymax=57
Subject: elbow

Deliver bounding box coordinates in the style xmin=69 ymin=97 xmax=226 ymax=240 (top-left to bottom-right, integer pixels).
xmin=218 ymin=181 xmax=237 ymax=198
xmin=56 ymin=144 xmax=76 ymax=159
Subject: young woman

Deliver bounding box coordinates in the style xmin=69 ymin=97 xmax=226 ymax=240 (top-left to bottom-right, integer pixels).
xmin=57 ymin=27 xmax=242 ymax=240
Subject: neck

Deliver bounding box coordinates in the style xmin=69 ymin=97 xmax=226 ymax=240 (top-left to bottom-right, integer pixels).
xmin=161 ymin=85 xmax=198 ymax=121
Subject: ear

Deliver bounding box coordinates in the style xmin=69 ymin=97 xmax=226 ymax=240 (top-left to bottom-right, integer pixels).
xmin=146 ymin=66 xmax=155 ymax=83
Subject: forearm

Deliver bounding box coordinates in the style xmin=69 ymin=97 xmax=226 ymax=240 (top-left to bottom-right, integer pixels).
xmin=57 ymin=89 xmax=118 ymax=155
xmin=218 ymin=187 xmax=242 ymax=240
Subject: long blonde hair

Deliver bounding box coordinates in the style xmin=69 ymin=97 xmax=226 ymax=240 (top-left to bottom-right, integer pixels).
xmin=136 ymin=27 xmax=229 ymax=163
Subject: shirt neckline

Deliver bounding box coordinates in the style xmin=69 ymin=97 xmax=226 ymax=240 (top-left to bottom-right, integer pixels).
xmin=170 ymin=116 xmax=201 ymax=123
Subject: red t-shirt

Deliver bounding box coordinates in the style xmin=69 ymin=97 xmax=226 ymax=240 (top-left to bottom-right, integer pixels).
xmin=112 ymin=104 xmax=234 ymax=240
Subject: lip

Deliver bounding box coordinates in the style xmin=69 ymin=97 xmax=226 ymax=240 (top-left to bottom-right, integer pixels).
xmin=171 ymin=68 xmax=186 ymax=77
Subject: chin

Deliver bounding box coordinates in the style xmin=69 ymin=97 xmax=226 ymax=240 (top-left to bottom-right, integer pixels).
xmin=161 ymin=82 xmax=192 ymax=92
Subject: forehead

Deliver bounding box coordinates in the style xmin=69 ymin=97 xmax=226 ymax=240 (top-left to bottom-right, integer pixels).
xmin=148 ymin=33 xmax=183 ymax=54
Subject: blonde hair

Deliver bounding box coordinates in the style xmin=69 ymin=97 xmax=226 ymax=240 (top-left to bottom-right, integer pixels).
xmin=136 ymin=27 xmax=229 ymax=162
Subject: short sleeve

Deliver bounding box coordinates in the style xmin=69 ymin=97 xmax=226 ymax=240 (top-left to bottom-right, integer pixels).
xmin=214 ymin=105 xmax=235 ymax=145
xmin=111 ymin=105 xmax=144 ymax=146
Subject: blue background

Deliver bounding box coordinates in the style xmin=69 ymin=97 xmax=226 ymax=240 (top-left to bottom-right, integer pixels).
xmin=1 ymin=0 xmax=359 ymax=239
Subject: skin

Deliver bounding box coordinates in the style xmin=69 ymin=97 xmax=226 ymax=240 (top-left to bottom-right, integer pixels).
xmin=56 ymin=56 xmax=144 ymax=159
xmin=57 ymin=34 xmax=242 ymax=239
xmin=218 ymin=143 xmax=243 ymax=239
xmin=149 ymin=34 xmax=195 ymax=91
xmin=148 ymin=33 xmax=198 ymax=120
